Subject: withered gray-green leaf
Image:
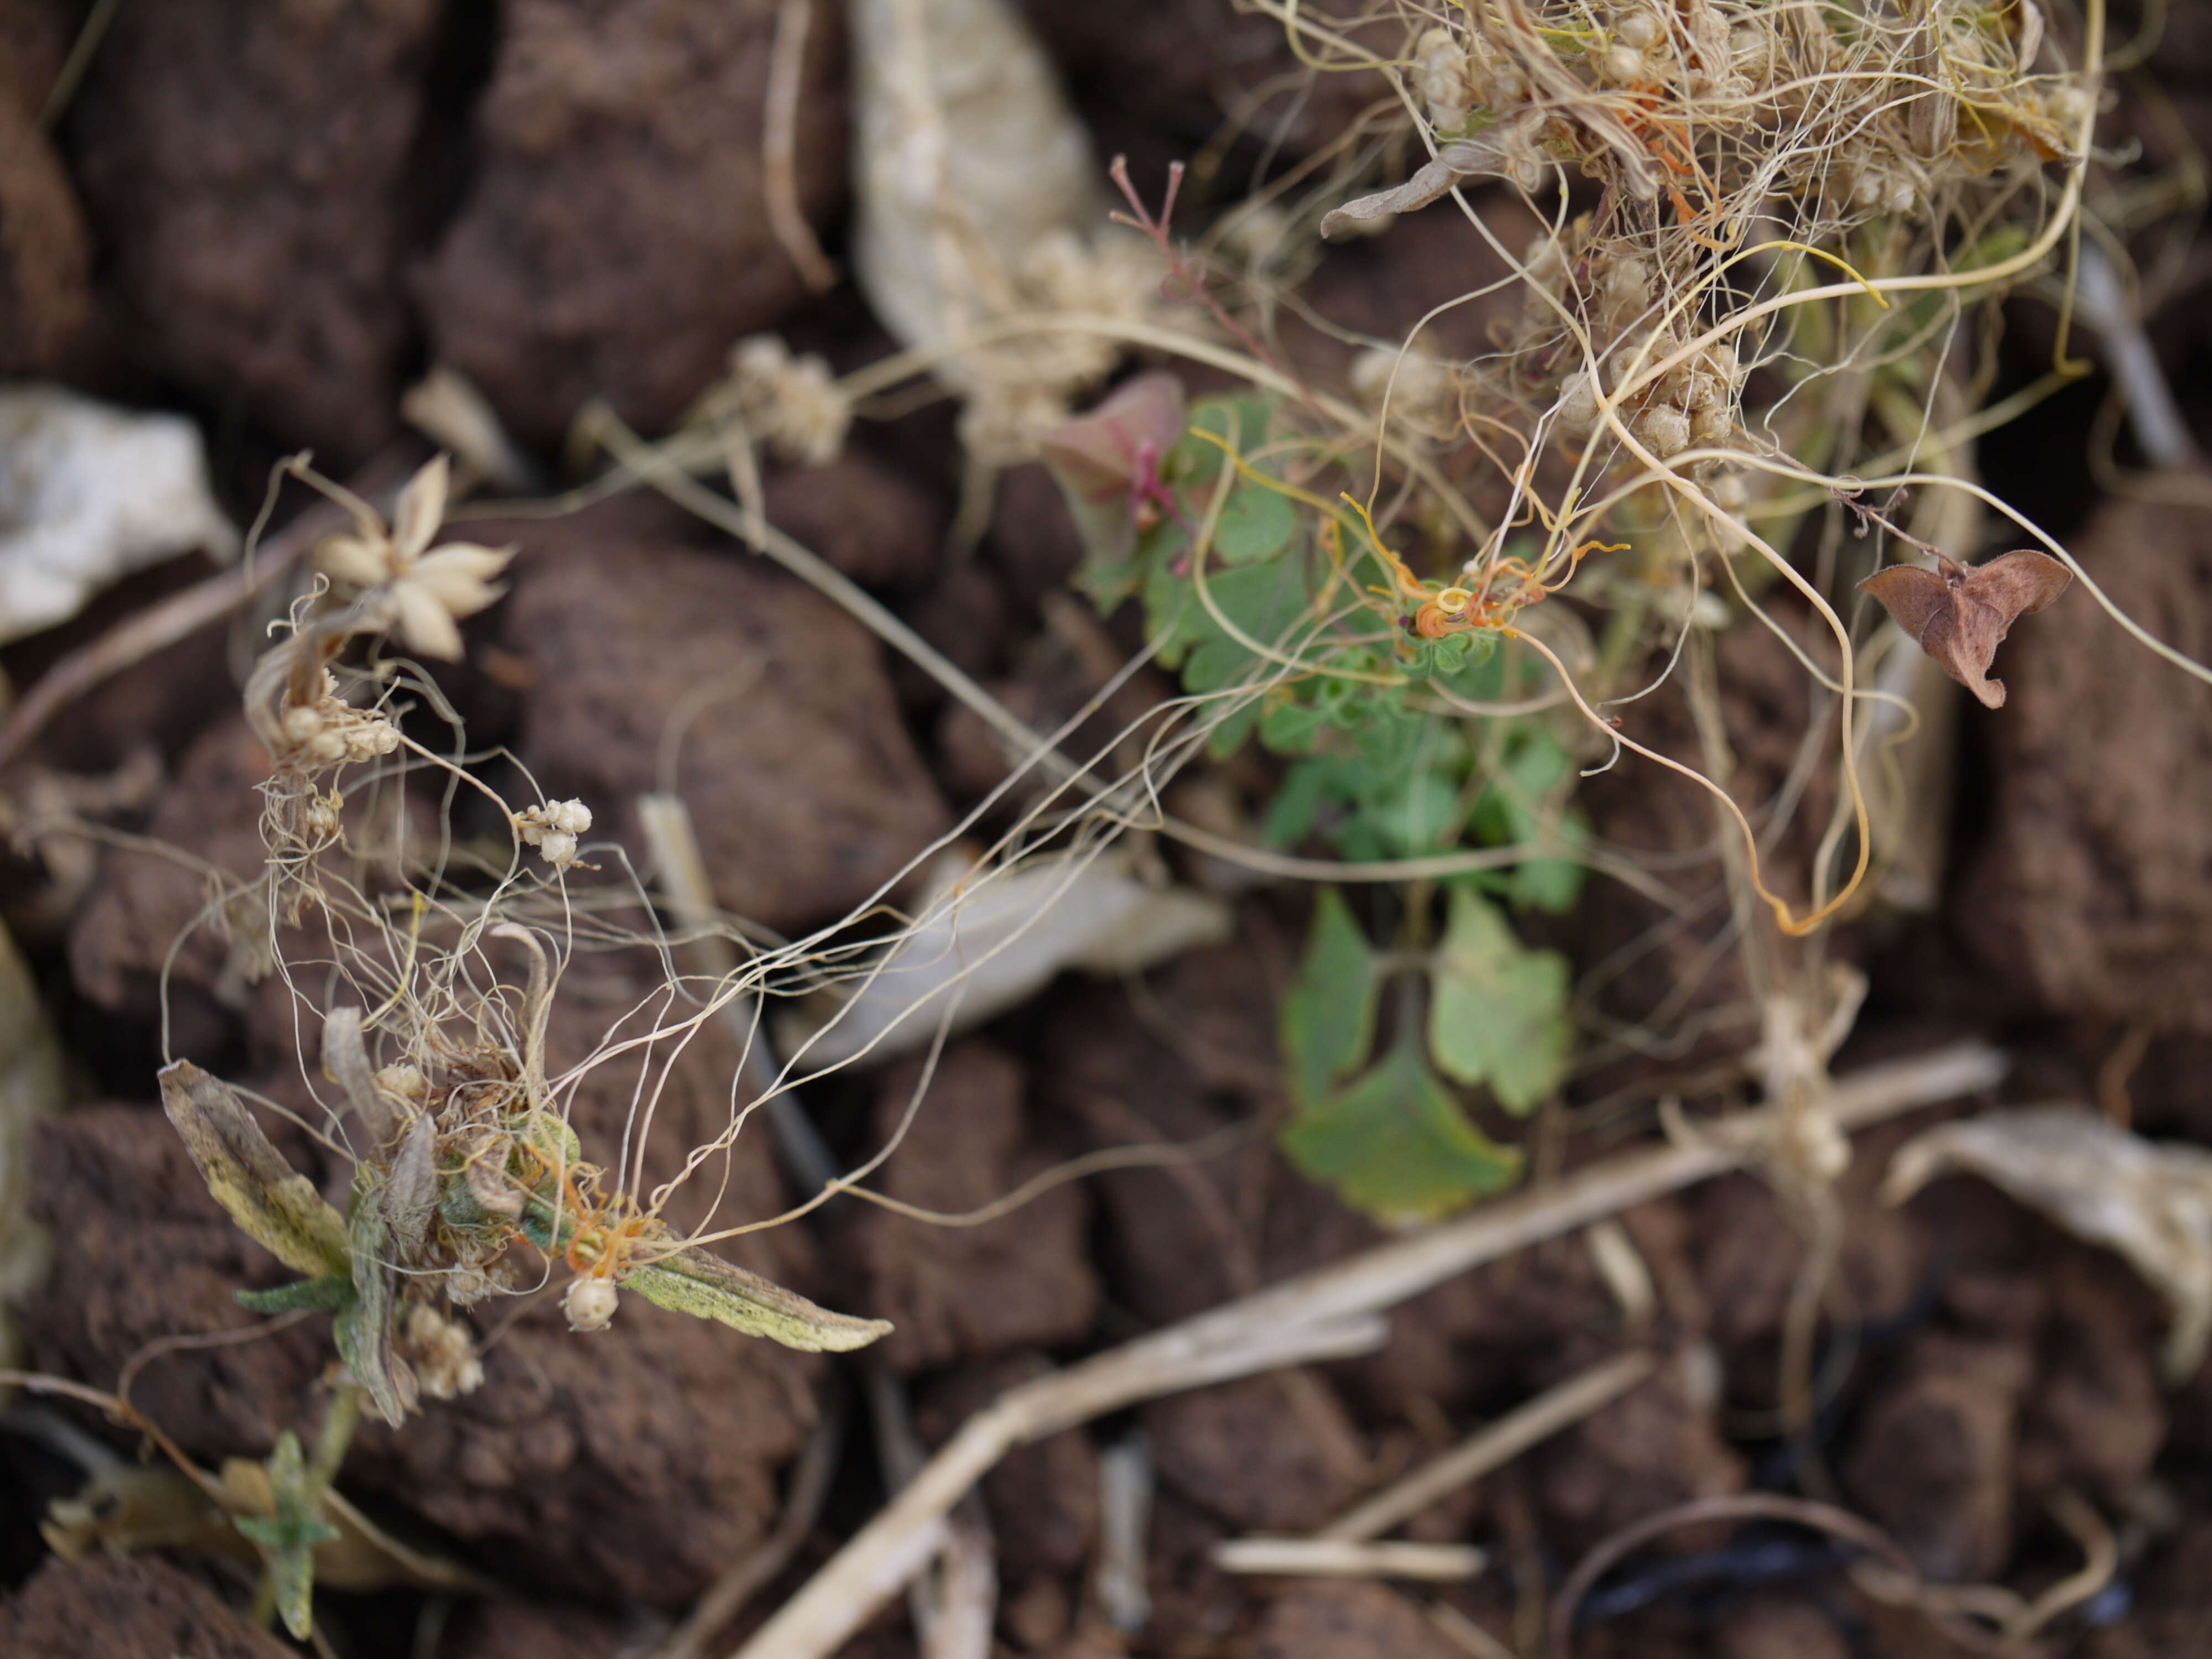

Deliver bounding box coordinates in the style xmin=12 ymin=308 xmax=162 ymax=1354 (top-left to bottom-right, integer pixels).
xmin=159 ymin=1061 xmax=349 ymax=1280
xmin=628 ymin=1248 xmax=894 ymax=1353
xmin=382 ymin=1113 xmax=437 ymax=1261
xmin=236 ymin=1276 xmax=357 ymax=1315
xmin=333 ymin=1187 xmax=413 ymax=1427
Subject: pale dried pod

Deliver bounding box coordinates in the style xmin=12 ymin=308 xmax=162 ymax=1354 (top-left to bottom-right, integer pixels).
xmin=1413 ymin=26 xmax=1475 ymax=133
xmin=565 ymin=1277 xmax=620 ymax=1333
xmin=1557 ymin=371 xmax=1601 ymax=431
xmin=403 ymin=1303 xmax=484 ymax=1400
xmin=1636 ymin=404 xmax=1692 ymax=458
xmin=1613 ymin=9 xmax=1663 ymax=52
xmin=1691 ymin=401 xmax=1734 ymax=445
xmin=1350 ymin=347 xmax=1458 ymax=429
xmin=377 ymin=1063 xmax=426 ymax=1105
xmin=1598 ymin=44 xmax=1648 ymax=86
xmin=1596 ymin=254 xmax=1652 ymax=320
xmin=1728 ymin=21 xmax=1772 ymax=81
xmin=2016 ymin=0 xmax=2046 ymax=72
xmin=1468 ymin=32 xmax=1528 ymax=108
xmin=281 ymin=705 xmax=324 ymax=748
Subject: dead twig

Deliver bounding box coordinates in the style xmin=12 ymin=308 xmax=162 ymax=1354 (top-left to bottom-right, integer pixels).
xmin=763 ymin=0 xmax=838 ymax=294
xmin=1318 ymin=1349 xmax=1656 ymax=1543
xmin=1212 ymin=1538 xmax=1486 ymax=1580
xmin=732 ymin=1042 xmax=2005 ymax=1659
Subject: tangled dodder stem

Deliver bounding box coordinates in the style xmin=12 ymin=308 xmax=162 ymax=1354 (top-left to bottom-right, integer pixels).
xmin=732 ymin=1041 xmax=2005 ymax=1659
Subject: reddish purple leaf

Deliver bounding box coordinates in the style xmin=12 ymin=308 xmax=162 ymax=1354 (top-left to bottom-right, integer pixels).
xmin=1040 ymin=372 xmax=1187 ymax=561
xmin=1858 ymin=548 xmax=2072 ymax=709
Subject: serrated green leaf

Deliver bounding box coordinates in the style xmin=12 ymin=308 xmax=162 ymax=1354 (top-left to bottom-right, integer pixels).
xmin=1500 ymin=817 xmax=1588 ymax=914
xmin=236 ymin=1276 xmax=358 ymax=1315
xmin=1279 ymin=1036 xmax=1522 ymax=1225
xmin=1214 ymin=485 xmax=1298 ymax=564
xmin=628 ymin=1249 xmax=893 ymax=1353
xmin=1262 ymin=757 xmax=1334 ymax=847
xmin=1171 ymin=394 xmax=1272 ymax=484
xmin=159 ymin=1062 xmax=349 ymax=1281
xmin=1259 ymin=699 xmax=1328 ymax=757
xmin=1369 ymin=766 xmax=1467 ymax=858
xmin=1280 ymin=888 xmax=1380 ymax=1108
xmin=1471 ymin=729 xmax=1587 ymax=913
xmin=1428 ymin=888 xmax=1572 ymax=1114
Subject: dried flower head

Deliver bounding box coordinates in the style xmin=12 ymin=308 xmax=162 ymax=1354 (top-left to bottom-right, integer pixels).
xmin=725 ymin=335 xmax=852 ymax=466
xmin=515 ymin=798 xmax=593 ymax=872
xmin=401 ymin=1303 xmax=484 ymax=1400
xmin=317 ymin=455 xmax=515 ymax=661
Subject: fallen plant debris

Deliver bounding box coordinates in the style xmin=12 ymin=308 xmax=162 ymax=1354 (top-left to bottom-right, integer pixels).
xmin=1882 ymin=1104 xmax=2212 ymax=1381
xmin=0 ymin=384 xmax=237 ymax=641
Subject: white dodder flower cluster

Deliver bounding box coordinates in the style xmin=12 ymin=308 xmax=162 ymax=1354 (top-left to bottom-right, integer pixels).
xmin=403 ymin=1302 xmax=485 ymax=1399
xmin=515 ymin=798 xmax=592 ymax=872
xmin=275 ymin=667 xmax=404 ymax=771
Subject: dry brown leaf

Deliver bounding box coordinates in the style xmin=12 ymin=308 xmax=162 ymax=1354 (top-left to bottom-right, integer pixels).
xmin=1857 ymin=548 xmax=2071 ymax=709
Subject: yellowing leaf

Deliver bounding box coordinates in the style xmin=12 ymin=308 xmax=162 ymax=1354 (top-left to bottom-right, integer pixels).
xmin=1428 ymin=888 xmax=1571 ymax=1114
xmin=1280 ymin=888 xmax=1380 ymax=1108
xmin=158 ymin=1061 xmax=349 ymax=1281
xmin=521 ymin=1196 xmax=891 ymax=1354
xmin=628 ymin=1249 xmax=893 ymax=1354
xmin=1279 ymin=1037 xmax=1522 ymax=1225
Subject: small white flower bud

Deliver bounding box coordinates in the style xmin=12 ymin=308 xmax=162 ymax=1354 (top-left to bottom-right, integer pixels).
xmin=564 ymin=1277 xmax=619 ymax=1333
xmin=282 ymin=705 xmax=324 ymax=746
xmin=538 ymin=831 xmax=577 ymax=869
